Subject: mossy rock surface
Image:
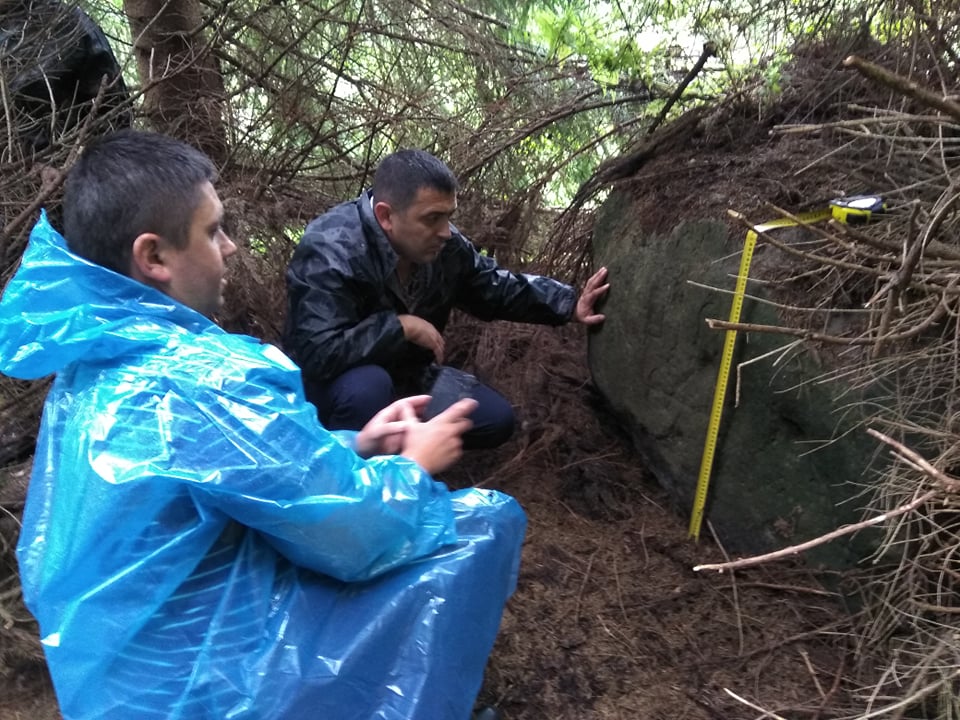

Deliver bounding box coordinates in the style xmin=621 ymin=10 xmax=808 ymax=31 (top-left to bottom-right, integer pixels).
xmin=588 ymin=193 xmax=880 ymax=569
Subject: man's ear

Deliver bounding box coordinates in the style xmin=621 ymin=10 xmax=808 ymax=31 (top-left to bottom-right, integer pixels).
xmin=130 ymin=233 xmax=173 ymax=286
xmin=373 ymin=201 xmax=394 ymax=233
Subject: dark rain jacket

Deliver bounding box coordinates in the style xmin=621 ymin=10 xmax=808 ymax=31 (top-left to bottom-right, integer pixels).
xmin=284 ymin=191 xmax=577 ymax=385
xmin=0 ymin=1 xmax=131 ymax=151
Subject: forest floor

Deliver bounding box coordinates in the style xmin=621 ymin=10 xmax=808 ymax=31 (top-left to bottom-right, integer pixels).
xmin=453 ymin=323 xmax=857 ymax=720
xmin=0 ymin=322 xmax=858 ymax=720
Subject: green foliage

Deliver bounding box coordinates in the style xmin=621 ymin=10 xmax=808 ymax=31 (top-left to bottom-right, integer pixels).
xmin=77 ymin=0 xmax=892 ymax=213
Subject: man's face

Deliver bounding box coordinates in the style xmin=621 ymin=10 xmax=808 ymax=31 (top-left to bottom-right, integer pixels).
xmin=377 ymin=187 xmax=456 ymax=265
xmin=165 ymin=181 xmax=237 ymax=318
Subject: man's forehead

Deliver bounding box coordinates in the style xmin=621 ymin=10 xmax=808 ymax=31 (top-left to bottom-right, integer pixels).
xmin=411 ymin=186 xmax=457 ymax=213
xmin=193 ymin=181 xmax=224 ymax=223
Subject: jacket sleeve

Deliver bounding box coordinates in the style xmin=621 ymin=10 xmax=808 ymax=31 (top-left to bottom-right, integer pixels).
xmin=447 ymin=235 xmax=577 ymax=324
xmin=284 ymin=223 xmax=406 ymax=381
xmin=127 ymin=341 xmax=457 ymax=582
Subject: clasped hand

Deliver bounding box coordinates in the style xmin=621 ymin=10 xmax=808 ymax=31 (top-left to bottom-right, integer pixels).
xmin=355 ymin=395 xmax=477 ymax=475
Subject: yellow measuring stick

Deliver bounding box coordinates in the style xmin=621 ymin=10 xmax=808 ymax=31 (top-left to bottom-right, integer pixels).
xmin=687 ymin=196 xmax=885 ymax=540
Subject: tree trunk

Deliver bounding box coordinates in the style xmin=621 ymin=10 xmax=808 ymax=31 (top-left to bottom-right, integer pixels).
xmin=123 ymin=0 xmax=227 ymax=164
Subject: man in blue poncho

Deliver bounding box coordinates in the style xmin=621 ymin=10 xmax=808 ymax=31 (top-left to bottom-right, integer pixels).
xmin=0 ymin=129 xmax=525 ymax=720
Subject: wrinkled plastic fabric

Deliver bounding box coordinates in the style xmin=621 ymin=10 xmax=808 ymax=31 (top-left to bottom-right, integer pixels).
xmin=0 ymin=213 xmax=526 ymax=720
xmin=284 ymin=191 xmax=577 ymax=382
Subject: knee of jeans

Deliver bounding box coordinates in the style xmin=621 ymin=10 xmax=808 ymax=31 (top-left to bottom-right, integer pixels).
xmin=340 ymin=365 xmax=394 ymax=405
xmin=488 ymin=413 xmax=516 ymax=445
xmin=466 ymin=411 xmax=515 ymax=450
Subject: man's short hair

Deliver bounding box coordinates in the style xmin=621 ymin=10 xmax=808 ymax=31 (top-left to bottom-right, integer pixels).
xmin=372 ymin=149 xmax=458 ymax=211
xmin=63 ymin=129 xmax=216 ymax=276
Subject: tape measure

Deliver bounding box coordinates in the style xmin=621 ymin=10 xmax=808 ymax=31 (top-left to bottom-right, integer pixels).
xmin=687 ymin=195 xmax=885 ymax=540
xmin=829 ymin=195 xmax=886 ymax=224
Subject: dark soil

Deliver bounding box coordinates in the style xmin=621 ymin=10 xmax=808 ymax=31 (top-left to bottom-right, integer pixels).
xmin=450 ymin=322 xmax=854 ymax=720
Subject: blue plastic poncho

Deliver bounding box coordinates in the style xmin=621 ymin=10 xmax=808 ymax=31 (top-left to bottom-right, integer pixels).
xmin=0 ymin=213 xmax=526 ymax=720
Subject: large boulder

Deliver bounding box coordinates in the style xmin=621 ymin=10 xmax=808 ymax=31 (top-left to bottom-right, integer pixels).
xmin=588 ymin=194 xmax=881 ymax=569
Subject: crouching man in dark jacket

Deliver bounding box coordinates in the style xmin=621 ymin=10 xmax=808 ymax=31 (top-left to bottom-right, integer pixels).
xmin=284 ymin=149 xmax=610 ymax=449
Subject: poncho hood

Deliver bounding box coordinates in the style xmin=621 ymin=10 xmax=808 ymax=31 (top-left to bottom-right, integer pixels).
xmin=0 ymin=211 xmax=213 ymax=379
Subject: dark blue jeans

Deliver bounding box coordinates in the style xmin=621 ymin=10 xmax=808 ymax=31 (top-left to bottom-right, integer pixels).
xmin=306 ymin=365 xmax=515 ymax=450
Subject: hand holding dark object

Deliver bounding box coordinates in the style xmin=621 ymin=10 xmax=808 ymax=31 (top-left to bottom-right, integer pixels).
xmin=401 ymin=398 xmax=477 ymax=475
xmin=424 ymin=367 xmax=479 ymax=420
xmin=575 ymin=266 xmax=610 ymax=325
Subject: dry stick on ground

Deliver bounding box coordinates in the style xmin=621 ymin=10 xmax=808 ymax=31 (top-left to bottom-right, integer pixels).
xmin=873 ymin=206 xmax=918 ymax=349
xmin=772 ymin=112 xmax=960 ymax=134
xmin=799 ymin=648 xmax=826 ymax=701
xmin=843 ymin=55 xmax=960 ymax=125
xmin=816 ymin=654 xmax=846 ymax=720
xmin=723 ymin=688 xmax=790 ymax=720
xmin=841 ymin=209 xmax=960 ymax=263
xmin=858 ymin=673 xmax=960 ymax=720
xmin=708 ymin=520 xmax=744 ymax=654
xmin=873 ymin=190 xmax=960 ymax=351
xmin=693 ymin=500 xmax=921 ymax=571
xmin=867 ymin=428 xmax=960 ymax=493
xmin=730 ymin=613 xmax=859 ymax=665
xmin=694 ymin=430 xmax=957 ymax=573
xmin=708 ymin=275 xmax=957 ymax=347
xmin=887 ymin=640 xmax=949 ymax=720
xmin=573 ymin=547 xmax=599 ymax=621
xmin=736 ymin=582 xmax=838 ymax=596
xmin=729 ymin=205 xmax=960 ymax=288
xmin=726 ymin=210 xmax=892 ymax=278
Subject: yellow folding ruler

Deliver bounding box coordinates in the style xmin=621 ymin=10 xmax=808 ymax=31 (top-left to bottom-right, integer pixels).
xmin=688 ymin=195 xmax=885 ymax=540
